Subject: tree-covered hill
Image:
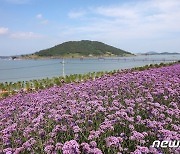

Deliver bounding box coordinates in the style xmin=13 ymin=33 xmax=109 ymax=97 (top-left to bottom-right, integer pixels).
xmin=33 ymin=40 xmax=132 ymax=57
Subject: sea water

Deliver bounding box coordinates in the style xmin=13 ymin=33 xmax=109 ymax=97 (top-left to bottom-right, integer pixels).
xmin=0 ymin=54 xmax=179 ymax=83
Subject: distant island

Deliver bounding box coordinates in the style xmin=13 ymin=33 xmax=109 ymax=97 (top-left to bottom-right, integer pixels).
xmin=0 ymin=56 xmax=20 ymax=60
xmin=20 ymin=40 xmax=133 ymax=59
xmin=0 ymin=56 xmax=10 ymax=59
xmin=141 ymin=51 xmax=180 ymax=55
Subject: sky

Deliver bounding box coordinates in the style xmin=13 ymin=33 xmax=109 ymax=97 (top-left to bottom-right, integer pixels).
xmin=0 ymin=0 xmax=180 ymax=56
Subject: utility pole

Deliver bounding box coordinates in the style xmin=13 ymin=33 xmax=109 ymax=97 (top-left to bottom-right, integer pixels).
xmin=62 ymin=58 xmax=65 ymax=77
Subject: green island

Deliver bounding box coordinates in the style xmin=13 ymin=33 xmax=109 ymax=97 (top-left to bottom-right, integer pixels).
xmin=20 ymin=40 xmax=133 ymax=59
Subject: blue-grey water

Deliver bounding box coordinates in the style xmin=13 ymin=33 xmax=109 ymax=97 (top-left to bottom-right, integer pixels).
xmin=0 ymin=55 xmax=179 ymax=83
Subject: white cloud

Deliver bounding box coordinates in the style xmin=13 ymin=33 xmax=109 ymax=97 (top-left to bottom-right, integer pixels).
xmin=0 ymin=27 xmax=42 ymax=39
xmin=68 ymin=11 xmax=85 ymax=19
xmin=66 ymin=0 xmax=180 ymax=37
xmin=10 ymin=32 xmax=42 ymax=39
xmin=36 ymin=14 xmax=42 ymax=19
xmin=0 ymin=27 xmax=9 ymax=35
xmin=60 ymin=0 xmax=180 ymax=53
xmin=36 ymin=13 xmax=48 ymax=25
xmin=96 ymin=6 xmax=138 ymax=19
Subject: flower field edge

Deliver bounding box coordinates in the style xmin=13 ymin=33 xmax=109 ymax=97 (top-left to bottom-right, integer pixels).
xmin=0 ymin=61 xmax=179 ymax=99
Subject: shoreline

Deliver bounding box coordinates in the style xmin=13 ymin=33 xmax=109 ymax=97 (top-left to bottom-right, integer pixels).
xmin=16 ymin=53 xmax=135 ymax=60
xmin=0 ymin=61 xmax=179 ymax=98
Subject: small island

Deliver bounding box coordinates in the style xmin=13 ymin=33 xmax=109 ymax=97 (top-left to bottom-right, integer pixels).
xmin=141 ymin=51 xmax=180 ymax=55
xmin=20 ymin=40 xmax=133 ymax=59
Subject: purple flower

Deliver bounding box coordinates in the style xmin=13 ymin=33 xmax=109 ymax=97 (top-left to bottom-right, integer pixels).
xmin=73 ymin=126 xmax=82 ymax=133
xmin=55 ymin=143 xmax=63 ymax=151
xmin=106 ymin=136 xmax=120 ymax=147
xmin=81 ymin=142 xmax=91 ymax=152
xmin=88 ymin=130 xmax=101 ymax=140
xmin=129 ymin=124 xmax=135 ymax=131
xmin=90 ymin=141 xmax=97 ymax=148
xmin=62 ymin=140 xmax=80 ymax=154
xmin=130 ymin=131 xmax=145 ymax=141
xmin=44 ymin=145 xmax=54 ymax=154
xmin=90 ymin=148 xmax=103 ymax=154
xmin=14 ymin=147 xmax=24 ymax=154
xmin=137 ymin=146 xmax=149 ymax=153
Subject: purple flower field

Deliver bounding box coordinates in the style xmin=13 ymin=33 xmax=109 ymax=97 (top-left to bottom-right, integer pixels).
xmin=0 ymin=64 xmax=180 ymax=154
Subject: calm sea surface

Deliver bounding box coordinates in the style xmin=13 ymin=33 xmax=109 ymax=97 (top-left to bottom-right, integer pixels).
xmin=0 ymin=55 xmax=179 ymax=83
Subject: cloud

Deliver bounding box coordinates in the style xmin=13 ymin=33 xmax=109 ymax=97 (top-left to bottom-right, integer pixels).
xmin=36 ymin=14 xmax=42 ymax=19
xmin=36 ymin=13 xmax=48 ymax=24
xmin=65 ymin=0 xmax=180 ymax=38
xmin=0 ymin=27 xmax=9 ymax=35
xmin=68 ymin=11 xmax=85 ymax=19
xmin=59 ymin=0 xmax=180 ymax=52
xmin=0 ymin=26 xmax=42 ymax=39
xmin=96 ymin=6 xmax=138 ymax=19
xmin=10 ymin=32 xmax=42 ymax=39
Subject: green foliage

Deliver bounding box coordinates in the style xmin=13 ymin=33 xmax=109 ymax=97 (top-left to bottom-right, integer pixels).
xmin=34 ymin=40 xmax=132 ymax=57
xmin=1 ymin=92 xmax=9 ymax=98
